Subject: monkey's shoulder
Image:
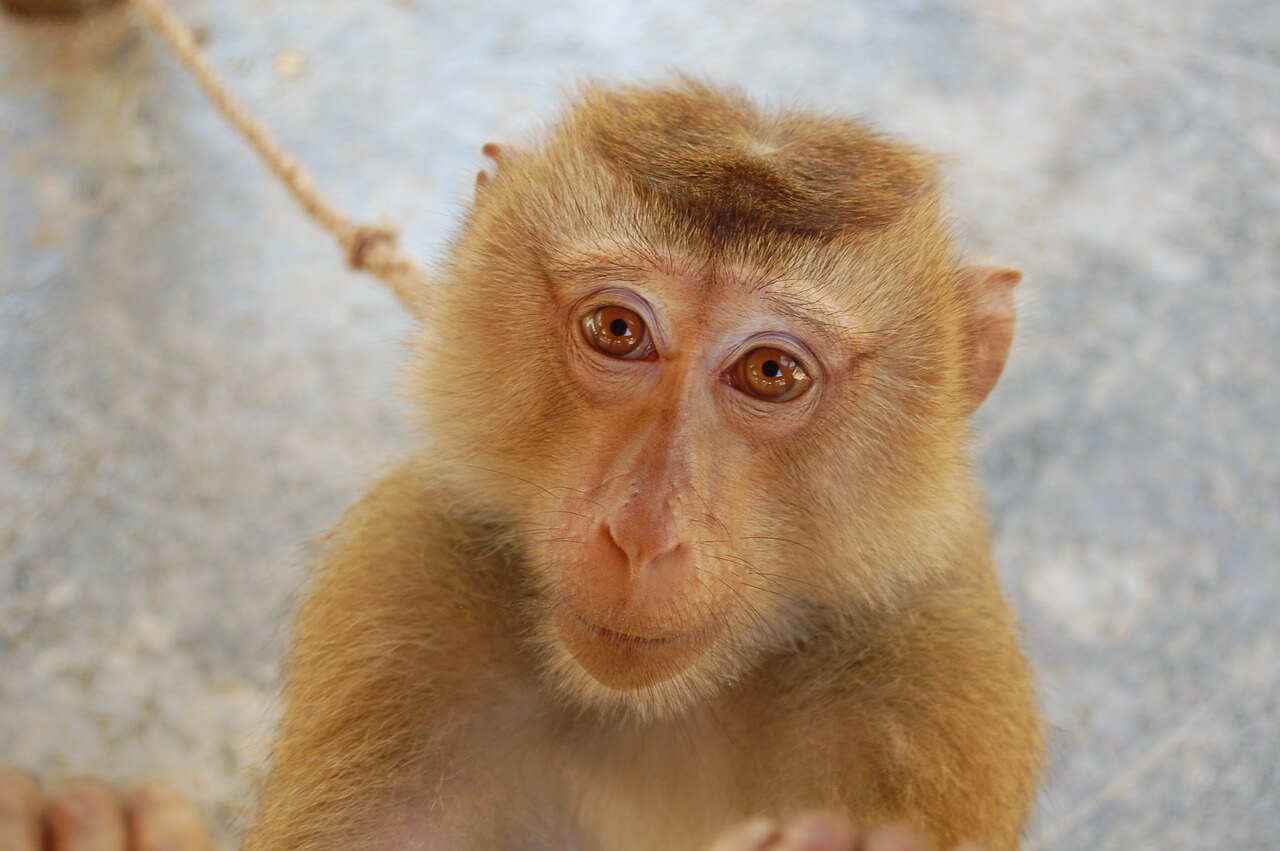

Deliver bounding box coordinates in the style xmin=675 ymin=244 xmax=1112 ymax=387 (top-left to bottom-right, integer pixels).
xmin=752 ymin=579 xmax=1032 ymax=709
xmin=297 ymin=462 xmax=526 ymax=656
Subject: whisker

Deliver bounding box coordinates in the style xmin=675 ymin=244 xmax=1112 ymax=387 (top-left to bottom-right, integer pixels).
xmin=740 ymin=535 xmax=831 ymax=564
xmin=459 ymin=463 xmax=558 ymax=499
xmin=738 ymin=567 xmax=828 ymax=593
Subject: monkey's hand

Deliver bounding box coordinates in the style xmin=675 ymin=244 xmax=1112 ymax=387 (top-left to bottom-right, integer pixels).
xmin=708 ymin=813 xmax=986 ymax=851
xmin=0 ymin=767 xmax=211 ymax=851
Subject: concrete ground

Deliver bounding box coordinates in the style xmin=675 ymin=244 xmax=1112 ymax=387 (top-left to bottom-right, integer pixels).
xmin=1 ymin=0 xmax=1277 ymax=847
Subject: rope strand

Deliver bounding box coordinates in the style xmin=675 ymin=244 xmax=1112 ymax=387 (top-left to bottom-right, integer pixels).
xmin=131 ymin=0 xmax=430 ymax=316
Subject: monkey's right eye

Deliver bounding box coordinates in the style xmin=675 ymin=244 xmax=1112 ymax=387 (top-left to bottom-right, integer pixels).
xmin=581 ymin=305 xmax=655 ymax=360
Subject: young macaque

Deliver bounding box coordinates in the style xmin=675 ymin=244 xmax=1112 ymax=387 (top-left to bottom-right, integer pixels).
xmin=0 ymin=80 xmax=1043 ymax=851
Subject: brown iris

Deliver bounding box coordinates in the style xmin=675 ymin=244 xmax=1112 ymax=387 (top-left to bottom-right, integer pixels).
xmin=732 ymin=346 xmax=812 ymax=402
xmin=582 ymin=305 xmax=654 ymax=360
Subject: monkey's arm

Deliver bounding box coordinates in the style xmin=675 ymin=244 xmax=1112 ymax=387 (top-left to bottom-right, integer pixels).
xmin=244 ymin=464 xmax=529 ymax=850
xmin=775 ymin=576 xmax=1044 ymax=851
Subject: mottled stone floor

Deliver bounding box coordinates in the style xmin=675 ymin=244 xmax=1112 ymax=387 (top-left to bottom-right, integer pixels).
xmin=2 ymin=1 xmax=1277 ymax=847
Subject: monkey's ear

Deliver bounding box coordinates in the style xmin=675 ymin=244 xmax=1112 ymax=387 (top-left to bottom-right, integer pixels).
xmin=960 ymin=264 xmax=1021 ymax=411
xmin=475 ymin=142 xmax=512 ymax=199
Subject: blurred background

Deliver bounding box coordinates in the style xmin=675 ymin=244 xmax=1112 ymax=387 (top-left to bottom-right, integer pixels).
xmin=1 ymin=1 xmax=1277 ymax=848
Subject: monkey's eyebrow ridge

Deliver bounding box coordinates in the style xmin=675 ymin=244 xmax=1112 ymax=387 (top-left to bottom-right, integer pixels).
xmin=754 ymin=283 xmax=878 ymax=349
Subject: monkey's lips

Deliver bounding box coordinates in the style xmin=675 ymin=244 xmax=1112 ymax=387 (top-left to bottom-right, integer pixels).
xmin=553 ymin=603 xmax=721 ymax=690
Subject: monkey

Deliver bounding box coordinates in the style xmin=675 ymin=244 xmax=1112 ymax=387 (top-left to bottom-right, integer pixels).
xmin=0 ymin=79 xmax=1043 ymax=851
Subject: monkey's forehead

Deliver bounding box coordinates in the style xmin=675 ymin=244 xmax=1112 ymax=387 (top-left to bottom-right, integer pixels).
xmin=560 ymin=79 xmax=939 ymax=241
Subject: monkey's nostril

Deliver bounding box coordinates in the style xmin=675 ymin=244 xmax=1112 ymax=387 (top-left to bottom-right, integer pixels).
xmin=601 ymin=522 xmax=631 ymax=564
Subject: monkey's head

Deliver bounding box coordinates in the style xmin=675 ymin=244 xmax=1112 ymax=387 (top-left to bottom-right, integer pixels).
xmin=415 ymin=81 xmax=1020 ymax=720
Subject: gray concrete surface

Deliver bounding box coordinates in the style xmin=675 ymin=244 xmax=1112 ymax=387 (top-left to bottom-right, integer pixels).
xmin=2 ymin=1 xmax=1277 ymax=847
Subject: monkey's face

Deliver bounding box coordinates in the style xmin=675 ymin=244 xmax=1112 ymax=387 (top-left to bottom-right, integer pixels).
xmin=531 ymin=260 xmax=839 ymax=704
xmin=417 ymin=83 xmax=1015 ymax=720
xmin=421 ymin=229 xmax=984 ymax=722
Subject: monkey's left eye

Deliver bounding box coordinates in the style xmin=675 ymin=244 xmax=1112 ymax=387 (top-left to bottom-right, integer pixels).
xmin=582 ymin=305 xmax=655 ymax=361
xmin=730 ymin=346 xmax=813 ymax=402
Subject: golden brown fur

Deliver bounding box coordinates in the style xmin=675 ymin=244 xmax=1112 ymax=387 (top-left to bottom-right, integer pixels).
xmin=246 ymin=80 xmax=1044 ymax=850
xmin=578 ymin=82 xmax=935 ymax=237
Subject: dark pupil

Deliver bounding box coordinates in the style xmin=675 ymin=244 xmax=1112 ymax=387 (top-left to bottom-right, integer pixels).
xmin=609 ymin=318 xmax=630 ymax=337
xmin=762 ymin=359 xmax=781 ymax=378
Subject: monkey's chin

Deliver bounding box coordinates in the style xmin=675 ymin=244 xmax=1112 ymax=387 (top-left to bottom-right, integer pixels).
xmin=552 ymin=604 xmax=722 ymax=692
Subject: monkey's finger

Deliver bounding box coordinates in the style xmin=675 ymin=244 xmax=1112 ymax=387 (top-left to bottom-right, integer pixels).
xmin=47 ymin=783 xmax=128 ymax=851
xmin=0 ymin=771 xmax=43 ymax=851
xmin=778 ymin=812 xmax=859 ymax=851
xmin=127 ymin=782 xmax=212 ymax=851
xmin=707 ymin=816 xmax=781 ymax=851
xmin=855 ymin=824 xmax=937 ymax=851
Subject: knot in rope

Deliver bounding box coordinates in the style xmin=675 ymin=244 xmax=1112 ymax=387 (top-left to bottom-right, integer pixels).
xmin=131 ymin=0 xmax=430 ymax=317
xmin=347 ymin=224 xmax=401 ymax=272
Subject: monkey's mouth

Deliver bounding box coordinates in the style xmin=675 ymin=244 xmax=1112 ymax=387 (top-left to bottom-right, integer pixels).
xmin=566 ymin=607 xmax=703 ymax=647
xmin=553 ymin=603 xmax=721 ymax=690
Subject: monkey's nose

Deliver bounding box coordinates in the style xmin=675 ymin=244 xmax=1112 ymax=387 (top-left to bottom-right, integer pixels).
xmin=605 ymin=517 xmax=682 ymax=574
xmin=589 ymin=521 xmax=695 ymax=620
xmin=566 ymin=523 xmax=701 ymax=630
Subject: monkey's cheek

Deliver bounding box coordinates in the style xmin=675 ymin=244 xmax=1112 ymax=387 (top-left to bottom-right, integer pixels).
xmin=552 ymin=606 xmax=720 ymax=691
